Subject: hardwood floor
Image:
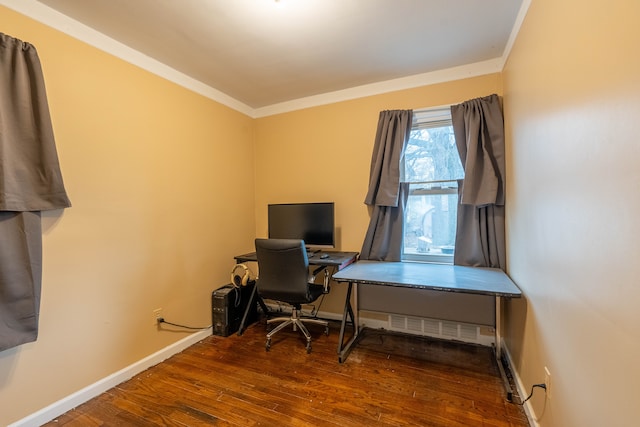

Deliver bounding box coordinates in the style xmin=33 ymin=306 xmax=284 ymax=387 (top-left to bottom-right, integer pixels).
xmin=44 ymin=319 xmax=529 ymax=426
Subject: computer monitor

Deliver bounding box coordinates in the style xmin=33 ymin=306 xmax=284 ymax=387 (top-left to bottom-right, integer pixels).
xmin=268 ymin=202 xmax=335 ymax=248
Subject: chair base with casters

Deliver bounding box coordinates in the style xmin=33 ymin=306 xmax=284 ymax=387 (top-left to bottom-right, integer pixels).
xmin=265 ymin=303 xmax=329 ymax=353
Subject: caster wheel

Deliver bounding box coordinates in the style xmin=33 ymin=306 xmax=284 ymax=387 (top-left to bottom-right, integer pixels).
xmin=324 ymin=326 xmax=330 ymax=336
xmin=266 ymin=339 xmax=271 ymax=352
xmin=306 ymin=343 xmax=312 ymax=354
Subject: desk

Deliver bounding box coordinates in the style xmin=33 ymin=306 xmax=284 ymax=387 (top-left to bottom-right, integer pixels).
xmin=234 ymin=250 xmax=358 ymax=335
xmin=331 ymin=260 xmax=522 ymax=400
xmin=234 ymin=250 xmax=358 ymax=271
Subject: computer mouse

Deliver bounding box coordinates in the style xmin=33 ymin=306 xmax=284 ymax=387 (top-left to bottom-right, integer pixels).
xmin=320 ymin=253 xmax=329 ymax=259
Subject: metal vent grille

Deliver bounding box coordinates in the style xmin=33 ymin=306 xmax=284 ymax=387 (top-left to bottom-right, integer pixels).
xmin=407 ymin=317 xmax=423 ymax=332
xmin=385 ymin=314 xmax=493 ymax=346
xmin=442 ymin=321 xmax=458 ymax=337
xmin=390 ymin=314 xmax=405 ymax=330
xmin=423 ymin=319 xmax=440 ymax=335
xmin=460 ymin=324 xmax=478 ymax=340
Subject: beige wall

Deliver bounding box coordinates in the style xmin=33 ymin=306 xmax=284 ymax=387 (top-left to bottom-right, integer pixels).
xmin=11 ymin=0 xmax=639 ymax=425
xmin=254 ymin=74 xmax=502 ymax=313
xmin=503 ymin=0 xmax=640 ymax=425
xmin=0 ymin=7 xmax=502 ymax=424
xmin=0 ymin=7 xmax=255 ymax=425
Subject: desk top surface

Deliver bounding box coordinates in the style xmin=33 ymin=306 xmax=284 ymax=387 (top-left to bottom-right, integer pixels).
xmin=331 ymin=260 xmax=521 ymax=298
xmin=235 ymin=250 xmax=359 ymax=270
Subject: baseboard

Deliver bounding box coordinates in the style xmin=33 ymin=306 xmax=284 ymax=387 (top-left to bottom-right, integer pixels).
xmin=9 ymin=329 xmax=211 ymax=427
xmin=502 ymin=345 xmax=540 ymax=427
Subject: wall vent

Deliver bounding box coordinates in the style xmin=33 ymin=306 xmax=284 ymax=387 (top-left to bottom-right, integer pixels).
xmin=460 ymin=323 xmax=478 ymax=341
xmin=423 ymin=318 xmax=440 ymax=335
xmin=406 ymin=316 xmax=423 ymax=332
xmin=390 ymin=314 xmax=405 ymax=329
xmin=442 ymin=321 xmax=459 ymax=338
xmin=387 ymin=314 xmax=494 ymax=346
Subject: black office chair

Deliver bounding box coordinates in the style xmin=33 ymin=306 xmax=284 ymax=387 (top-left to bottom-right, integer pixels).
xmin=254 ymin=238 xmax=329 ymax=353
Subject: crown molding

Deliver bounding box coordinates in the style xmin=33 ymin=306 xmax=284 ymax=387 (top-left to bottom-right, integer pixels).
xmin=0 ymin=0 xmax=254 ymax=116
xmin=499 ymin=0 xmax=532 ymax=69
xmin=1 ymin=0 xmax=529 ymax=119
xmin=252 ymin=59 xmax=503 ymax=118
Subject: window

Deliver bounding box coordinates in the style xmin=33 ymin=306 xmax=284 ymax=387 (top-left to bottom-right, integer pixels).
xmin=402 ymin=108 xmax=463 ymax=263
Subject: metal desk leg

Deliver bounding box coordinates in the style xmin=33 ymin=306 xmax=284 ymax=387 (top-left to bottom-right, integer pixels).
xmin=494 ymin=295 xmax=514 ymax=402
xmin=237 ymin=283 xmax=257 ymax=336
xmin=337 ymin=281 xmax=360 ymax=363
xmin=323 ymin=268 xmax=331 ymax=293
xmin=237 ymin=282 xmax=269 ymax=336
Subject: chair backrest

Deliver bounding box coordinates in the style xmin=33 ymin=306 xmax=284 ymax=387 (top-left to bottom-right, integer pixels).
xmin=254 ymin=238 xmax=314 ymax=304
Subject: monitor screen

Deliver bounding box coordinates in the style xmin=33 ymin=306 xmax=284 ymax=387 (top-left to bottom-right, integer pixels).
xmin=268 ymin=202 xmax=335 ymax=248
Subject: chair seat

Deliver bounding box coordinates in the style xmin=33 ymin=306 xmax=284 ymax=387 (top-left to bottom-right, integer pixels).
xmin=258 ymin=283 xmax=324 ymax=305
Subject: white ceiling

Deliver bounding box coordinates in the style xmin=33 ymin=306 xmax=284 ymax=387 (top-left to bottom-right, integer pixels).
xmin=8 ymin=0 xmax=526 ymax=116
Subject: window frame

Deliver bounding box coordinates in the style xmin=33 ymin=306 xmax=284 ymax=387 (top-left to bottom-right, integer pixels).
xmin=402 ymin=107 xmax=461 ymax=264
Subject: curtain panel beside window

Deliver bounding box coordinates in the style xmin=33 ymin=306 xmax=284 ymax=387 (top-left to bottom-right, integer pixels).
xmin=451 ymin=94 xmax=506 ymax=269
xmin=361 ymin=110 xmax=413 ymax=261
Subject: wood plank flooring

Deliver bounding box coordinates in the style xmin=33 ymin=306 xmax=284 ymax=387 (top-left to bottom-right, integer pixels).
xmin=43 ymin=319 xmax=529 ymax=426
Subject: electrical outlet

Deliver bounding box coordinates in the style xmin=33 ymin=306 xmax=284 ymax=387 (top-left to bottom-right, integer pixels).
xmin=153 ymin=308 xmax=163 ymax=326
xmin=544 ymin=366 xmax=551 ymax=398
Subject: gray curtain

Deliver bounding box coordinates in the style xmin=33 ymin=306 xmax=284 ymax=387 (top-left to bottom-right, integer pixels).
xmin=451 ymin=94 xmax=505 ymax=269
xmin=0 ymin=33 xmax=71 ymax=351
xmin=361 ymin=110 xmax=413 ymax=261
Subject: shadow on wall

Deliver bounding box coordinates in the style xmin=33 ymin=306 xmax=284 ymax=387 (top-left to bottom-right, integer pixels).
xmin=0 ymin=346 xmax=21 ymax=387
xmin=42 ymin=209 xmax=66 ymax=235
xmin=505 ymin=296 xmax=528 ymax=362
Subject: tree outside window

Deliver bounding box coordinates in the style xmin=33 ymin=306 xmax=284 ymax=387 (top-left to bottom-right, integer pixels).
xmin=403 ymin=110 xmax=463 ymax=263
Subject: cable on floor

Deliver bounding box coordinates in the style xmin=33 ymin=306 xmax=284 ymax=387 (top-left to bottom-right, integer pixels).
xmin=157 ymin=318 xmax=211 ymax=330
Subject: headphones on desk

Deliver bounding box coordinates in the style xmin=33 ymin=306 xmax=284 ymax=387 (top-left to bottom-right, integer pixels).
xmin=231 ymin=263 xmax=252 ymax=288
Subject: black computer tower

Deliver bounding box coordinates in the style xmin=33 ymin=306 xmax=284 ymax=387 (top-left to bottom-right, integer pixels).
xmin=211 ymin=282 xmax=257 ymax=337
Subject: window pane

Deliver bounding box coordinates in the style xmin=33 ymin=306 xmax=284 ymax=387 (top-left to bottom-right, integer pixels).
xmin=403 ymin=183 xmax=458 ymax=258
xmin=404 ymin=125 xmax=463 ymax=183
xmin=402 ymin=112 xmax=461 ymax=263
